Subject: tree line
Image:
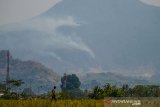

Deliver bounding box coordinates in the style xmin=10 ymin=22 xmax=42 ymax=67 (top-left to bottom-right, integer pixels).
xmin=59 ymin=74 xmax=160 ymax=99
xmin=0 ymin=74 xmax=160 ymax=99
xmin=88 ymin=84 xmax=160 ymax=99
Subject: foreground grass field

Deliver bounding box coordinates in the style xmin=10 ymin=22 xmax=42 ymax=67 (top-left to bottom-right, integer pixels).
xmin=0 ymin=100 xmax=103 ymax=107
xmin=0 ymin=99 xmax=160 ymax=107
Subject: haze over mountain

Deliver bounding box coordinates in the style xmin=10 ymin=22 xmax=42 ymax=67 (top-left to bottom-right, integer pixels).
xmin=1 ymin=50 xmax=158 ymax=91
xmin=80 ymin=72 xmax=151 ymax=89
xmin=0 ymin=50 xmax=60 ymax=91
xmin=0 ymin=0 xmax=160 ymax=78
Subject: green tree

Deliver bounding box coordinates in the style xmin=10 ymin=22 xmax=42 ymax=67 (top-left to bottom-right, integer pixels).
xmin=8 ymin=79 xmax=24 ymax=88
xmin=60 ymin=74 xmax=83 ymax=99
xmin=2 ymin=79 xmax=24 ymax=99
xmin=122 ymin=84 xmax=129 ymax=97
xmin=61 ymin=74 xmax=81 ymax=91
xmin=132 ymin=85 xmax=147 ymax=97
xmin=0 ymin=83 xmax=6 ymax=92
xmin=103 ymin=83 xmax=112 ymax=96
xmin=88 ymin=86 xmax=104 ymax=99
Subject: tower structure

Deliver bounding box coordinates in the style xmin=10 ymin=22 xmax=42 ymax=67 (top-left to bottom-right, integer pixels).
xmin=6 ymin=50 xmax=10 ymax=88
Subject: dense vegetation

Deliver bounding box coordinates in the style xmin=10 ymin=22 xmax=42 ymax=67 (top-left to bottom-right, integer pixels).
xmin=0 ymin=74 xmax=160 ymax=107
xmin=60 ymin=74 xmax=84 ymax=99
xmin=88 ymin=84 xmax=160 ymax=99
xmin=0 ymin=74 xmax=160 ymax=100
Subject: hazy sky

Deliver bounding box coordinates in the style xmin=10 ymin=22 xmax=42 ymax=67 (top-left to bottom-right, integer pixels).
xmin=1 ymin=0 xmax=160 ymax=25
xmin=0 ymin=0 xmax=160 ymax=77
xmin=0 ymin=0 xmax=61 ymax=25
xmin=140 ymin=0 xmax=160 ymax=7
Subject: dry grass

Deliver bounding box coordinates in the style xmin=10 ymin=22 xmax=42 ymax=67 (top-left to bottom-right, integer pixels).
xmin=0 ymin=99 xmax=159 ymax=107
xmin=0 ymin=99 xmax=103 ymax=107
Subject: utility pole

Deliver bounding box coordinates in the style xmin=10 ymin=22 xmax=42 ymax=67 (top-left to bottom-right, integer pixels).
xmin=37 ymin=86 xmax=42 ymax=96
xmin=6 ymin=50 xmax=10 ymax=90
xmin=38 ymin=87 xmax=39 ymax=96
xmin=29 ymin=80 xmax=32 ymax=96
xmin=64 ymin=73 xmax=67 ymax=98
xmin=64 ymin=73 xmax=67 ymax=91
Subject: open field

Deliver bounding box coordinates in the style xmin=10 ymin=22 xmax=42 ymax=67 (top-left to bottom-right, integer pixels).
xmin=0 ymin=99 xmax=160 ymax=107
xmin=0 ymin=100 xmax=103 ymax=107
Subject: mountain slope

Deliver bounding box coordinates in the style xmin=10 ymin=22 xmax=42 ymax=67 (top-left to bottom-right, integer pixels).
xmin=0 ymin=50 xmax=60 ymax=91
xmin=1 ymin=0 xmax=160 ymax=76
xmin=80 ymin=72 xmax=152 ymax=89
